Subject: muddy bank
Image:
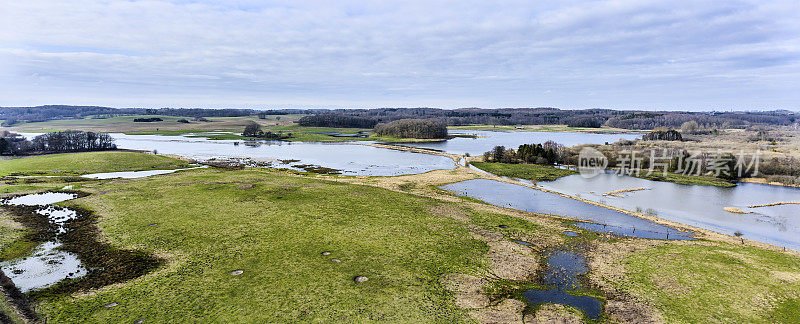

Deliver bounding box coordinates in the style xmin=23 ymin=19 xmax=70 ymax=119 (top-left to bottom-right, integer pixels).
xmin=1 ymin=269 xmax=39 ymax=323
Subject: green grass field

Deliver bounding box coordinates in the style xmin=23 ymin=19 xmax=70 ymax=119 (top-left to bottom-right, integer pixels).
xmin=470 ymin=162 xmax=578 ymax=181
xmin=34 ymin=169 xmax=502 ymax=322
xmin=3 ymin=152 xmax=800 ymax=323
xmin=616 ymin=243 xmax=800 ymax=323
xmin=0 ymin=151 xmax=190 ymax=176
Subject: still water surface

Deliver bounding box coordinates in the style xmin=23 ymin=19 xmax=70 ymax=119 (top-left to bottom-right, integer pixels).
xmin=111 ymin=134 xmax=455 ymax=176
xmin=442 ymin=179 xmax=693 ymax=239
xmin=538 ymin=172 xmax=800 ymax=250
xmin=407 ymin=130 xmax=640 ymax=155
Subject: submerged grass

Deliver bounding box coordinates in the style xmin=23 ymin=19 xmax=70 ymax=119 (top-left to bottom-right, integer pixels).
xmin=0 ymin=151 xmax=190 ymax=176
xmin=470 ymin=162 xmax=578 ymax=181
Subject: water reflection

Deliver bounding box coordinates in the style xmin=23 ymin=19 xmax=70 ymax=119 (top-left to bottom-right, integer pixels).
xmin=538 ymin=172 xmax=800 ymax=250
xmin=1 ymin=192 xmax=86 ymax=292
xmin=111 ymin=134 xmax=455 ymax=176
xmin=407 ymin=130 xmax=640 ymax=155
xmin=523 ymin=249 xmax=603 ymax=319
xmin=442 ymin=179 xmax=692 ymax=240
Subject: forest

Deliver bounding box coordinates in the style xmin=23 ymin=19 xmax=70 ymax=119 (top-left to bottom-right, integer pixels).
xmin=0 ymin=130 xmax=116 ymax=155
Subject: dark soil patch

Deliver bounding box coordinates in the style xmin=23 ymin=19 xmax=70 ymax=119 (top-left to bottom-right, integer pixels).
xmin=1 ymin=191 xmax=163 ymax=301
xmin=0 ymin=269 xmax=39 ymax=323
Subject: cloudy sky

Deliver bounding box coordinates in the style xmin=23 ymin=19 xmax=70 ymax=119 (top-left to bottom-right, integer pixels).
xmin=1 ymin=0 xmax=799 ymax=110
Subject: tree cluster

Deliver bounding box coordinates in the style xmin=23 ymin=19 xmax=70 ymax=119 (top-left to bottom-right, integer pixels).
xmin=373 ymin=119 xmax=448 ymax=139
xmin=133 ymin=117 xmax=163 ymax=122
xmin=297 ymin=114 xmax=379 ymax=128
xmin=1 ymin=131 xmax=116 ymax=155
xmin=642 ymin=129 xmax=683 ymax=141
xmin=483 ymin=141 xmax=567 ymax=165
xmin=242 ymin=122 xmax=291 ymax=140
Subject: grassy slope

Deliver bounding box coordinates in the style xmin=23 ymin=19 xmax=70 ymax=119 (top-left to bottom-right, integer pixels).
xmin=470 ymin=162 xmax=578 ymax=181
xmin=620 ymin=243 xmax=800 ymax=323
xmin=38 ymin=169 xmax=502 ymax=323
xmin=0 ymin=151 xmax=190 ymax=176
xmin=6 ymin=115 xmax=301 ymax=134
xmin=0 ymin=210 xmax=33 ymax=261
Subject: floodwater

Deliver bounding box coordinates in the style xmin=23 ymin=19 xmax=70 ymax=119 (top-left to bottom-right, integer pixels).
xmin=523 ymin=249 xmax=603 ymax=319
xmin=0 ymin=192 xmax=86 ymax=292
xmin=110 ymin=134 xmax=455 ymax=176
xmin=81 ymin=166 xmax=207 ymax=179
xmin=538 ymin=172 xmax=800 ymax=250
xmin=442 ymin=179 xmax=693 ymax=240
xmin=3 ymin=192 xmax=78 ymax=206
xmin=406 ymin=130 xmax=640 ymax=155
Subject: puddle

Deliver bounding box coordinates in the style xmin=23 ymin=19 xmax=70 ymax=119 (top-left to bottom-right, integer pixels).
xmin=0 ymin=242 xmax=86 ymax=293
xmin=522 ymin=248 xmax=603 ymax=319
xmin=0 ymin=192 xmax=87 ymax=292
xmin=35 ymin=206 xmax=78 ymax=234
xmin=3 ymin=192 xmax=77 ymax=206
xmin=442 ymin=179 xmax=693 ymax=240
xmin=523 ymin=289 xmax=603 ymax=320
xmin=513 ymin=240 xmax=532 ymax=246
xmin=81 ymin=166 xmax=206 ymax=179
xmin=575 ymin=222 xmax=691 ymax=240
xmin=563 ymin=231 xmax=579 ymax=237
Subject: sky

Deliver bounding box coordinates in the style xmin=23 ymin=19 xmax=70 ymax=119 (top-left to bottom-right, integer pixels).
xmin=1 ymin=0 xmax=799 ymax=110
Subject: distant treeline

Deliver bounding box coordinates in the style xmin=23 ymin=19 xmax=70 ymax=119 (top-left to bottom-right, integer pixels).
xmin=0 ymin=130 xmax=116 ymax=155
xmin=293 ymin=108 xmax=798 ymax=130
xmin=297 ymin=114 xmax=378 ymax=128
xmin=373 ymin=119 xmax=448 ymax=139
xmin=0 ymin=105 xmax=326 ymax=126
xmin=1 ymin=105 xmax=797 ymax=130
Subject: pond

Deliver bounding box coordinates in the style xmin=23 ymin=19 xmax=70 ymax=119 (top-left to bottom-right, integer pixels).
xmin=81 ymin=166 xmax=207 ymax=179
xmin=441 ymin=179 xmax=693 ymax=240
xmin=1 ymin=192 xmax=86 ymax=292
xmin=110 ymin=134 xmax=455 ymax=176
xmin=523 ymin=248 xmax=603 ymax=320
xmin=538 ymin=172 xmax=800 ymax=251
xmin=406 ymin=130 xmax=640 ymax=155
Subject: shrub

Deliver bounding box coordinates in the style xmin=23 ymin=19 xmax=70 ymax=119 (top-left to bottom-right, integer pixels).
xmin=642 ymin=129 xmax=682 ymax=141
xmin=133 ymin=117 xmax=163 ymax=122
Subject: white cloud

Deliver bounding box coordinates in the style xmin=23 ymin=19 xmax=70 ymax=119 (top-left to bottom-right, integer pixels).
xmin=0 ymin=0 xmax=799 ymax=109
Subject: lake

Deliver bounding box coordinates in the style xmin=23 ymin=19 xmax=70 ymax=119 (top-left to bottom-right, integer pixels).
xmin=406 ymin=130 xmax=641 ymax=155
xmin=110 ymin=134 xmax=456 ymax=176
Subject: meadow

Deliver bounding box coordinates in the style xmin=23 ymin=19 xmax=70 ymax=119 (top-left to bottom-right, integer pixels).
xmin=1 ymin=152 xmax=799 ymax=323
